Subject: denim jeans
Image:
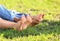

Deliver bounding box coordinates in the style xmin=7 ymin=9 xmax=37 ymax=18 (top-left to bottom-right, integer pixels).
xmin=0 ymin=5 xmax=27 ymax=21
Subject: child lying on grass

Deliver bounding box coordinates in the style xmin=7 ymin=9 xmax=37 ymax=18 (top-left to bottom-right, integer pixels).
xmin=0 ymin=5 xmax=44 ymax=31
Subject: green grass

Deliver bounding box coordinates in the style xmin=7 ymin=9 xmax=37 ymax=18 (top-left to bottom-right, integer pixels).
xmin=0 ymin=21 xmax=60 ymax=41
xmin=0 ymin=0 xmax=60 ymax=41
xmin=0 ymin=34 xmax=60 ymax=41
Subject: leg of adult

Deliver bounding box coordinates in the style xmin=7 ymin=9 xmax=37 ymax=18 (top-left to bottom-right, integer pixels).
xmin=0 ymin=16 xmax=26 ymax=31
xmin=0 ymin=18 xmax=16 ymax=29
xmin=0 ymin=15 xmax=32 ymax=31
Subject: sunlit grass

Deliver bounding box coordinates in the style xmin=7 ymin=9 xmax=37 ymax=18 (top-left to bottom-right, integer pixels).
xmin=0 ymin=0 xmax=60 ymax=41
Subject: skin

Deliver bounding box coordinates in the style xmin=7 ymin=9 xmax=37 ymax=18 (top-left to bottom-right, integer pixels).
xmin=14 ymin=14 xmax=44 ymax=26
xmin=0 ymin=18 xmax=16 ymax=29
xmin=0 ymin=14 xmax=44 ymax=31
xmin=31 ymin=14 xmax=44 ymax=25
xmin=0 ymin=15 xmax=32 ymax=31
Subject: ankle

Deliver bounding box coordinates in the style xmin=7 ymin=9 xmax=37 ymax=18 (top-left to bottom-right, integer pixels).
xmin=12 ymin=23 xmax=17 ymax=29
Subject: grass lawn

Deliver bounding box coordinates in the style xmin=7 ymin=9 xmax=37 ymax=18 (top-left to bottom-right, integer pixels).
xmin=0 ymin=0 xmax=60 ymax=41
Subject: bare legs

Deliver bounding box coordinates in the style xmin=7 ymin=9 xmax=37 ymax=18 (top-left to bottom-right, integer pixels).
xmin=0 ymin=15 xmax=32 ymax=31
xmin=0 ymin=14 xmax=44 ymax=31
xmin=0 ymin=18 xmax=16 ymax=29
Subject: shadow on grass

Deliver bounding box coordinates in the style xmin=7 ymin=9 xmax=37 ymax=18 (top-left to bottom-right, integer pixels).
xmin=0 ymin=20 xmax=60 ymax=39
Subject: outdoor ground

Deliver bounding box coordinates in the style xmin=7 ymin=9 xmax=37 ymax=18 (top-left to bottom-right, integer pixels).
xmin=0 ymin=0 xmax=60 ymax=41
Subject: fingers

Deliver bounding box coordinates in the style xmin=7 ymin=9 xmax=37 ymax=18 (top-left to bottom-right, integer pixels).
xmin=26 ymin=15 xmax=32 ymax=23
xmin=20 ymin=15 xmax=26 ymax=23
xmin=22 ymin=15 xmax=32 ymax=30
xmin=14 ymin=14 xmax=32 ymax=31
xmin=19 ymin=15 xmax=27 ymax=31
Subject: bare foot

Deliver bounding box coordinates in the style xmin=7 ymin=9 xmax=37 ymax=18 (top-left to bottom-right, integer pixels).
xmin=32 ymin=14 xmax=44 ymax=25
xmin=13 ymin=15 xmax=26 ymax=31
xmin=20 ymin=15 xmax=32 ymax=30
